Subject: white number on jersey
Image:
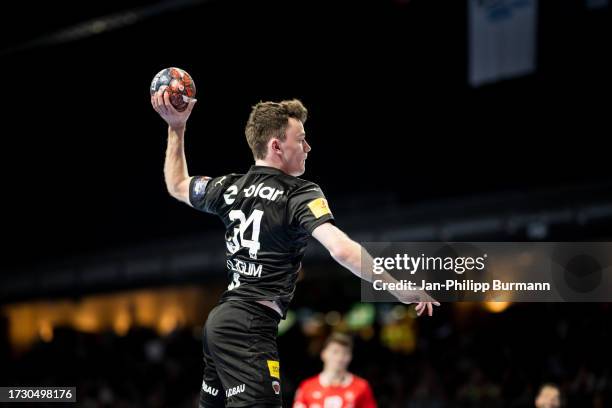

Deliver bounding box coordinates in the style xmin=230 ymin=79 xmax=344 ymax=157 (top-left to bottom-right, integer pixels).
xmin=226 ymin=209 xmax=263 ymax=259
xmin=228 ymin=272 xmax=241 ymax=291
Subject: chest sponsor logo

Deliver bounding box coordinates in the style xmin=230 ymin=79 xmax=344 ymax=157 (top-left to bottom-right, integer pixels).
xmin=323 ymin=396 xmax=343 ymax=408
xmin=224 ymin=185 xmax=238 ymax=204
xmin=244 ymin=183 xmax=284 ymax=201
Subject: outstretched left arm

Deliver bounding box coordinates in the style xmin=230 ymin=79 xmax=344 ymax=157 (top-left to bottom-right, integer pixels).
xmin=312 ymin=222 xmax=440 ymax=316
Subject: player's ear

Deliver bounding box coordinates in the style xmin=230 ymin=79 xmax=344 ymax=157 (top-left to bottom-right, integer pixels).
xmin=270 ymin=138 xmax=282 ymax=155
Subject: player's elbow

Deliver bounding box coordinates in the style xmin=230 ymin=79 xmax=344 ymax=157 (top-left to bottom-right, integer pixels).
xmin=330 ymin=245 xmax=350 ymax=264
xmin=166 ymin=178 xmax=191 ymax=204
xmin=166 ymin=184 xmax=181 ymax=200
xmin=329 ymin=239 xmax=358 ymax=265
xmin=170 ymin=191 xmax=190 ymax=205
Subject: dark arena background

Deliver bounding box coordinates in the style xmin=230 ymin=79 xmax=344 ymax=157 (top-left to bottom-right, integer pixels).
xmin=1 ymin=0 xmax=611 ymax=407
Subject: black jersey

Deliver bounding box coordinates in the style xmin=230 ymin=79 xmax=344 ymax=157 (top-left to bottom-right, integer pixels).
xmin=189 ymin=165 xmax=335 ymax=317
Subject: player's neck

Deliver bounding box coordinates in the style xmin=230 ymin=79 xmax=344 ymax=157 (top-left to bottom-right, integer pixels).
xmin=320 ymin=370 xmax=349 ymax=386
xmin=254 ymin=159 xmax=287 ymax=174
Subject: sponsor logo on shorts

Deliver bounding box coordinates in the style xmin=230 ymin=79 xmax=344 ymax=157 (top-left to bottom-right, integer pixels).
xmin=226 ymin=384 xmax=245 ymax=398
xmin=267 ymin=360 xmax=280 ymax=379
xmin=307 ymin=198 xmax=331 ymax=218
xmin=272 ymin=380 xmax=281 ymax=395
xmin=201 ymin=381 xmax=219 ymax=397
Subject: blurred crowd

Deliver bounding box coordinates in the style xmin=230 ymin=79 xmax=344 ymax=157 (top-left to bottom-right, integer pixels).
xmin=1 ymin=303 xmax=610 ymax=407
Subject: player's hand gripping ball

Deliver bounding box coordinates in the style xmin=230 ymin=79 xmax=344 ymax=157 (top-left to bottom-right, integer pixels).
xmin=150 ymin=67 xmax=196 ymax=112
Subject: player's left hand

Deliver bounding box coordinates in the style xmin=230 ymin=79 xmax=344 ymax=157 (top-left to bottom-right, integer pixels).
xmin=415 ymin=301 xmax=440 ymax=317
xmin=391 ymin=289 xmax=440 ymax=316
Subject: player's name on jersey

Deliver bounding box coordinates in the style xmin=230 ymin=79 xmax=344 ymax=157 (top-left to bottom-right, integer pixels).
xmin=227 ymin=259 xmax=263 ymax=278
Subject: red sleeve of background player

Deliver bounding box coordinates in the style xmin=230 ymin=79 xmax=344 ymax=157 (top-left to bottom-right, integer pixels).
xmin=293 ymin=377 xmax=313 ymax=408
xmin=357 ymin=380 xmax=377 ymax=408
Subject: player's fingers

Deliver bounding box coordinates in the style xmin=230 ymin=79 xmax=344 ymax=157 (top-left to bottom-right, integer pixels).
xmin=424 ymin=295 xmax=440 ymax=307
xmin=184 ymin=98 xmax=197 ymax=114
xmin=152 ymin=94 xmax=162 ymax=113
xmin=416 ymin=303 xmax=424 ymax=316
xmin=160 ymin=87 xmax=170 ymax=113
xmin=156 ymin=88 xmax=167 ymax=114
xmin=162 ymin=88 xmax=171 ymax=109
xmin=163 ymin=89 xmax=179 ymax=114
xmin=151 ymin=94 xmax=157 ymax=110
xmin=428 ymin=303 xmax=433 ymax=316
xmin=162 ymin=89 xmax=172 ymax=111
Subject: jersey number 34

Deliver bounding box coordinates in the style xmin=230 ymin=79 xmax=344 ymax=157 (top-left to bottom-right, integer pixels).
xmin=226 ymin=209 xmax=263 ymax=259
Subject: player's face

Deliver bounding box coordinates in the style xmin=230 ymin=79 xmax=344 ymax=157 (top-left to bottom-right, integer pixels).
xmin=321 ymin=343 xmax=352 ymax=373
xmin=279 ymin=118 xmax=311 ymax=177
xmin=535 ymin=386 xmax=560 ymax=408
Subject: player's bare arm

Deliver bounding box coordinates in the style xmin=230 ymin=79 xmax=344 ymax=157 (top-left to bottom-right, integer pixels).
xmin=151 ymin=87 xmax=197 ymax=205
xmin=312 ymin=222 xmax=440 ymax=317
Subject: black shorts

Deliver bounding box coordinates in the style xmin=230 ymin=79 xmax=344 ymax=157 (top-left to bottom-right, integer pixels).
xmin=199 ymin=300 xmax=283 ymax=408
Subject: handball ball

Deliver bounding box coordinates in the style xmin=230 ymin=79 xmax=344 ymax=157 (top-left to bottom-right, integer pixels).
xmin=150 ymin=67 xmax=196 ymax=112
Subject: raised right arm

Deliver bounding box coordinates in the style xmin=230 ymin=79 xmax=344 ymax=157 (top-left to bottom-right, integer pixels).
xmin=151 ymin=88 xmax=197 ymax=205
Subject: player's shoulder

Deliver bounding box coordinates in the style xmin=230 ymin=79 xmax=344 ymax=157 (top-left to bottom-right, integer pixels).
xmin=294 ymin=176 xmax=320 ymax=188
xmin=350 ymin=374 xmax=373 ymax=390
xmin=205 ymin=173 xmax=243 ymax=189
xmin=219 ymin=173 xmax=244 ymax=182
xmin=287 ymin=177 xmax=324 ymax=196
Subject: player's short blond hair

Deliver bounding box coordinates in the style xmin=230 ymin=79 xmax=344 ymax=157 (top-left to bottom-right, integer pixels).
xmin=245 ymin=99 xmax=308 ymax=160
